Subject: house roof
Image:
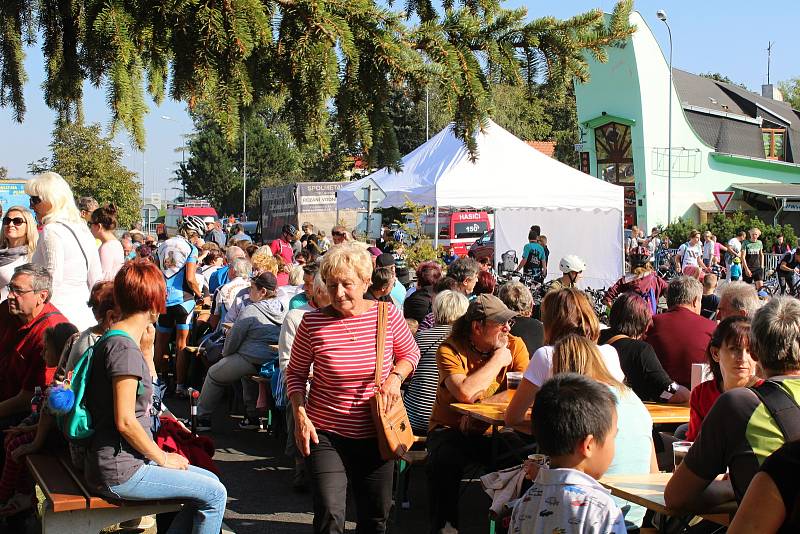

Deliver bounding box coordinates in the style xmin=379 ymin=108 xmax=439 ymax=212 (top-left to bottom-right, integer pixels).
xmin=672 ymin=68 xmax=800 ymax=163
xmin=526 ymin=141 xmax=556 ymax=157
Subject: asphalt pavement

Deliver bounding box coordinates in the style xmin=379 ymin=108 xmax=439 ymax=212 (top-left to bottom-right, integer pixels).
xmin=167 ymin=400 xmax=495 ymax=534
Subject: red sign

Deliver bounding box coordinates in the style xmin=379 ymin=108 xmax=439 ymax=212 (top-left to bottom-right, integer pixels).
xmin=712 ymin=191 xmax=734 ymax=212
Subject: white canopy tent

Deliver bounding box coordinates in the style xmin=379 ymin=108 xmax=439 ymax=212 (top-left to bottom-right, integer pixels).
xmin=337 ymin=120 xmax=625 ymax=287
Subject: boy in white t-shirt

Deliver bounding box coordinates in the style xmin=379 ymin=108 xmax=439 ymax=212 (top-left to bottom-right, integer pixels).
xmin=509 ymin=373 xmax=626 ymax=534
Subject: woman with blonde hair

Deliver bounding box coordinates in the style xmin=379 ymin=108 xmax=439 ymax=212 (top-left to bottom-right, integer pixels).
xmin=25 ymin=172 xmax=101 ymax=329
xmin=0 ymin=206 xmax=38 ymax=300
xmin=286 ymin=242 xmax=420 ymax=533
xmin=505 ymin=287 xmax=624 ymax=426
xmin=552 ymin=334 xmax=656 ymax=530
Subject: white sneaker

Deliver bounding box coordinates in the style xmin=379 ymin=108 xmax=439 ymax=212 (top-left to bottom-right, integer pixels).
xmin=119 ymin=514 xmax=157 ymax=530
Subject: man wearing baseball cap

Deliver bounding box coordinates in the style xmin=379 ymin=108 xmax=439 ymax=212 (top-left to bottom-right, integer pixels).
xmin=203 ymin=216 xmax=226 ymax=249
xmin=376 ymin=252 xmax=407 ymax=306
xmin=426 ymin=294 xmax=530 ymax=531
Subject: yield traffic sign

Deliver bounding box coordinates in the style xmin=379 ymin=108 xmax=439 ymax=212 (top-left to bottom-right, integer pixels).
xmin=712 ymin=191 xmax=734 ymax=212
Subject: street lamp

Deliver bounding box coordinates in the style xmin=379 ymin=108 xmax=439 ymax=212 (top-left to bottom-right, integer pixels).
xmin=160 ymin=115 xmax=187 ymax=205
xmin=657 ymin=9 xmax=673 ymax=225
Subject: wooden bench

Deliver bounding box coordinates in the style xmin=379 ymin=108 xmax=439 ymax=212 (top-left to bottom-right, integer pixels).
xmin=27 ymin=452 xmax=237 ymax=533
xmin=26 ymin=453 xmax=184 ymax=533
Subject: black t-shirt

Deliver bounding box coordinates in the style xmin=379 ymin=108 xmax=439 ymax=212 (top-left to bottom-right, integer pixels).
xmin=701 ymin=294 xmax=720 ymax=319
xmin=510 ymin=316 xmax=544 ymax=357
xmin=403 ymin=287 xmax=434 ymax=324
xmin=85 ymin=334 xmax=153 ymax=491
xmin=761 ymin=440 xmax=800 ymax=533
xmin=598 ymin=330 xmax=673 ymax=402
xmin=780 ymin=252 xmax=800 ymax=275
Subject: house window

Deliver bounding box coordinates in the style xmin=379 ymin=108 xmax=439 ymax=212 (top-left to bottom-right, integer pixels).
xmin=595 ymin=123 xmax=634 ymax=185
xmin=595 ymin=121 xmax=637 ymax=226
xmin=762 ymin=128 xmax=786 ymax=160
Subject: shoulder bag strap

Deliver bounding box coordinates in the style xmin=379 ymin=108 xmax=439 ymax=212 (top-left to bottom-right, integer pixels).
xmin=749 ymin=379 xmax=800 ymax=442
xmin=374 ymin=302 xmax=388 ymax=388
xmin=18 ymin=311 xmax=63 ymax=353
xmin=57 ymin=222 xmax=89 ymax=271
xmin=605 ymin=334 xmax=629 ymax=345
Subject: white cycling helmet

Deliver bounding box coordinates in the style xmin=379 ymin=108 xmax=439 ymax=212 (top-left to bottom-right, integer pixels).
xmin=559 ymin=255 xmax=586 ymax=273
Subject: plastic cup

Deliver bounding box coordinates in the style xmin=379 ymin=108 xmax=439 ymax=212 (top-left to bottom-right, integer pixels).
xmin=672 ymin=441 xmax=692 ymax=467
xmin=507 ymin=372 xmax=523 ymax=390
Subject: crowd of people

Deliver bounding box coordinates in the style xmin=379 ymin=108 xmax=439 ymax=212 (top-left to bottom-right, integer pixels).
xmin=1 ymin=170 xmax=800 ymax=534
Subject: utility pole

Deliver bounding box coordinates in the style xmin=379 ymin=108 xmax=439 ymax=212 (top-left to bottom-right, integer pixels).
xmin=767 ymin=41 xmax=773 ymax=84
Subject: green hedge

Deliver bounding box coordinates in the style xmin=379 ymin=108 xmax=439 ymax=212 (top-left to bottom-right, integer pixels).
xmin=663 ymin=211 xmax=796 ymax=251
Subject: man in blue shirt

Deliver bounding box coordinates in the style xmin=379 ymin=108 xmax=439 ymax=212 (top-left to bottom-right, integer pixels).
xmin=208 ymin=245 xmax=247 ymax=294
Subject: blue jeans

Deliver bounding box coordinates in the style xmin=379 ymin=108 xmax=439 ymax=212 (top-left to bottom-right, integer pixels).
xmin=106 ymin=462 xmax=227 ymax=534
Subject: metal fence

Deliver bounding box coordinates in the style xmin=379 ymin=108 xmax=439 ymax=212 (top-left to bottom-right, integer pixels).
xmin=663 ymin=249 xmax=784 ymax=272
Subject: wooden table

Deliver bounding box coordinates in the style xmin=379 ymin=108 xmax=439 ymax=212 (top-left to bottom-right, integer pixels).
xmin=450 ymin=401 xmax=690 ymax=429
xmin=642 ymin=403 xmax=690 ymax=424
xmin=600 ymin=472 xmax=736 ymax=526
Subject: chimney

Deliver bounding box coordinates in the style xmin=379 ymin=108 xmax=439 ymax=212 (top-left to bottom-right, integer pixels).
xmin=761 ymin=84 xmax=784 ymax=101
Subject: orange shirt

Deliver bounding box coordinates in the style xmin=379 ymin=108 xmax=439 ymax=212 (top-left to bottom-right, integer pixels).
xmin=429 ymin=334 xmax=529 ymax=431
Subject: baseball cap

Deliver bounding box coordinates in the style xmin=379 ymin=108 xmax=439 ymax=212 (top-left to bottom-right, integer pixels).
xmin=203 ymin=216 xmax=216 ymax=224
xmin=376 ymin=253 xmax=396 ymax=267
xmin=251 ymin=271 xmax=277 ymax=291
xmin=467 ymin=294 xmax=518 ymax=324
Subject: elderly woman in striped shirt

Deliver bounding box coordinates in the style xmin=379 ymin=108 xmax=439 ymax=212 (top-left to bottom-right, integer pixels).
xmin=286 ymin=242 xmax=420 ymax=534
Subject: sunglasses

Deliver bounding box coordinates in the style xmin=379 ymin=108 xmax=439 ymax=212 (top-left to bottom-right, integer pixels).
xmin=332 ymin=231 xmax=345 ymax=237
xmin=29 ymin=196 xmax=42 ymax=206
xmin=2 ymin=217 xmax=25 ymax=226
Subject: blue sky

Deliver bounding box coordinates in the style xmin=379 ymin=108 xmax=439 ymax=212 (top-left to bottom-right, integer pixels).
xmin=1 ymin=0 xmax=797 ymax=200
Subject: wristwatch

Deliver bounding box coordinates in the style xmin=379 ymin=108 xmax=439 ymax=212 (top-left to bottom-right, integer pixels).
xmin=659 ymin=382 xmax=679 ymax=401
xmin=389 ymin=370 xmax=405 ymax=382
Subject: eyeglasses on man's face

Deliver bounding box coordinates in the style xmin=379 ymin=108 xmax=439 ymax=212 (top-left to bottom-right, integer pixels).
xmin=6 ymin=284 xmax=36 ymax=296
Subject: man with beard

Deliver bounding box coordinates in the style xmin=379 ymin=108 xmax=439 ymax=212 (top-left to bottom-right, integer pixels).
xmin=426 ymin=294 xmax=529 ymax=532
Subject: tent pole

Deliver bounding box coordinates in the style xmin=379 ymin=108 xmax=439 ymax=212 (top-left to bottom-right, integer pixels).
xmin=434 ymin=205 xmax=439 ymax=249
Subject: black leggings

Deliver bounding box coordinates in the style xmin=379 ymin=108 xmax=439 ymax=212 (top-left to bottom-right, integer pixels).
xmin=305 ymin=431 xmax=394 ymax=534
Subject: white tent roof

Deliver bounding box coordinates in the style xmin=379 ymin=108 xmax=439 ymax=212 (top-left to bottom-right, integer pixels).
xmin=337 ymin=120 xmax=623 ymax=211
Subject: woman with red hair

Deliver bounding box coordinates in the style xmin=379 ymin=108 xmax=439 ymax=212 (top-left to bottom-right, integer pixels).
xmin=83 ymin=261 xmax=228 ymax=533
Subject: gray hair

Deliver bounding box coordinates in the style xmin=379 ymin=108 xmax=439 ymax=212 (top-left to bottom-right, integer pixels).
xmin=230 ymin=257 xmax=252 ymax=279
xmin=433 ymin=290 xmax=470 ymax=325
xmin=719 ymin=282 xmax=761 ymax=318
xmin=497 ymin=281 xmax=534 ymax=315
xmin=751 ymin=296 xmax=800 ymax=374
xmin=446 ymin=257 xmax=480 ymax=283
xmin=13 ymin=263 xmax=53 ymax=301
xmin=77 ymin=196 xmax=99 ymax=212
xmin=666 ymin=276 xmax=702 ymax=308
xmin=226 ymin=245 xmax=246 ymax=262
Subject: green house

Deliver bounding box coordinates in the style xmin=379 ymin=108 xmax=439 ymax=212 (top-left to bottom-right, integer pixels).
xmin=574 ymin=10 xmax=800 ymax=231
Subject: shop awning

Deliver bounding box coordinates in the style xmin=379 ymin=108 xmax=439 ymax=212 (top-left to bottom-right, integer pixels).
xmin=731 ymin=183 xmax=800 ymax=199
xmin=694 ymin=200 xmax=754 ymax=213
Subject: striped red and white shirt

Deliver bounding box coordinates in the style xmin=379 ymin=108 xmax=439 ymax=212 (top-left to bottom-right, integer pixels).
xmin=286 ymin=302 xmax=420 ymax=439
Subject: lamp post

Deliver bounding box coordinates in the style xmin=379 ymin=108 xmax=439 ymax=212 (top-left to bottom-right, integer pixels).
xmin=657 ymin=9 xmax=673 ymax=225
xmin=160 ymin=115 xmax=188 ymax=204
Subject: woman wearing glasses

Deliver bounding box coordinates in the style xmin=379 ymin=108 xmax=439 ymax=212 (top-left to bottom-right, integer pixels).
xmin=25 ymin=172 xmax=102 ymax=330
xmin=0 ymin=207 xmax=38 ymax=300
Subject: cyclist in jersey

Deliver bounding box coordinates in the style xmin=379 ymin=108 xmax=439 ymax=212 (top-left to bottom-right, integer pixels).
xmin=515 ymin=227 xmax=547 ymax=282
xmin=155 ymin=215 xmax=205 ymax=398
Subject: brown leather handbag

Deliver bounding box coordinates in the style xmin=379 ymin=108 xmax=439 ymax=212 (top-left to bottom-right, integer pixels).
xmin=369 ymin=302 xmax=415 ymax=461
